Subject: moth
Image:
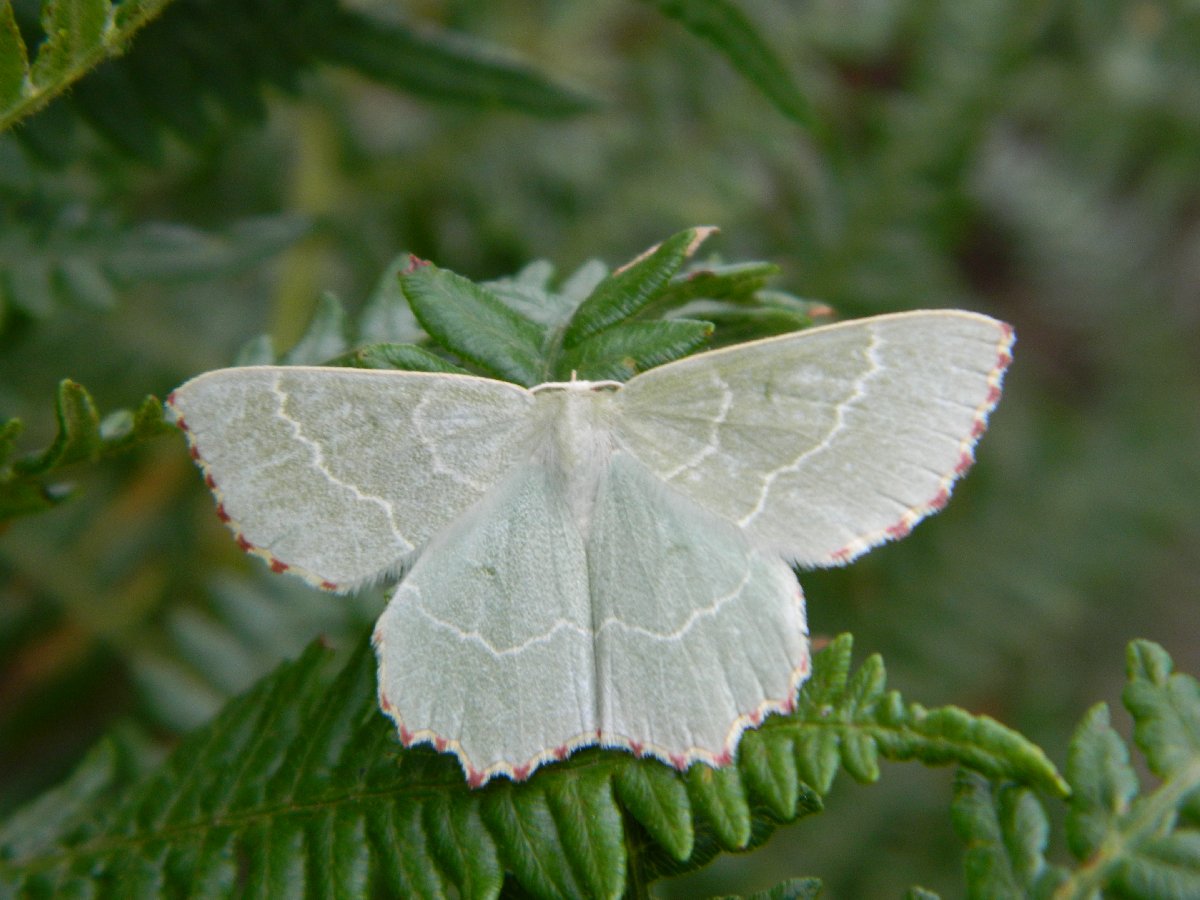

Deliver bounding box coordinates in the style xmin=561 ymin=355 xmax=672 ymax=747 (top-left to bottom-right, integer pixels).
xmin=168 ymin=310 xmax=1013 ymax=787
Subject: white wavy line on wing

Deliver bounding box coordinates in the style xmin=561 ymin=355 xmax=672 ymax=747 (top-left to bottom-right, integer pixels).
xmin=737 ymin=327 xmax=883 ymax=528
xmin=270 ymin=376 xmax=413 ymax=551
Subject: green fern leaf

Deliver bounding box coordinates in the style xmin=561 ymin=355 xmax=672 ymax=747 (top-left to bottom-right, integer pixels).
xmin=283 ymin=290 xmax=349 ymax=364
xmin=640 ymin=260 xmax=820 ymax=346
xmin=951 ymin=772 xmax=1068 ymax=899
xmin=0 ymin=380 xmax=171 ymax=521
xmin=1066 ymin=703 xmax=1139 ymax=860
xmin=327 ymin=343 xmax=470 ymax=374
xmin=690 ymin=296 xmax=820 ymax=348
xmin=789 ymin=635 xmax=1068 ymax=797
xmin=108 ymin=215 xmax=312 ymax=281
xmin=739 ymin=727 xmax=801 ymax=821
xmin=563 ymin=226 xmax=717 ymax=348
xmin=644 ymin=0 xmax=811 ymax=124
xmin=0 ymin=633 xmax=1067 ymax=896
xmin=486 ymin=259 xmax=583 ymax=328
xmin=129 ymin=572 xmax=379 ymax=733
xmin=7 ymin=0 xmax=594 ymax=158
xmin=647 ymin=260 xmax=781 ymax=311
xmin=687 ymin=761 xmax=753 ymax=850
xmin=19 ymin=378 xmax=102 ymax=471
xmin=1 ymin=0 xmax=172 ymax=132
xmin=321 ymin=9 xmax=596 ymax=117
xmin=554 ymin=318 xmax=714 ymax=381
xmin=186 ymin=232 xmax=748 ymax=389
xmin=241 ymin=283 xmax=467 ymax=376
xmin=0 ymin=2 xmax=30 ymax=106
xmin=1124 ymin=639 xmax=1200 ymax=805
xmin=359 ymin=255 xmax=426 ymax=344
xmin=0 ymin=418 xmax=20 ymax=469
xmin=0 ymin=202 xmax=309 ymax=322
xmin=29 ymin=0 xmax=112 ymax=89
xmin=400 ymin=260 xmax=547 ymax=385
xmin=0 ymin=726 xmax=161 ymax=864
xmin=613 ymin=758 xmax=695 ymax=862
xmin=1056 ymin=641 xmax=1200 ymax=898
xmin=302 ymin=231 xmax=792 ymax=388
xmin=480 ymin=771 xmax=625 ymax=898
xmin=951 ymin=640 xmax=1200 ymax=900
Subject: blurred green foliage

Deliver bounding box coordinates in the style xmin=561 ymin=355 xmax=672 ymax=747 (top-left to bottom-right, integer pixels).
xmin=1 ymin=0 xmax=1198 ymax=896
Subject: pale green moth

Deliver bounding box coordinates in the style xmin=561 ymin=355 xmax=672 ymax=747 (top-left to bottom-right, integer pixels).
xmin=168 ymin=309 xmax=1013 ymax=787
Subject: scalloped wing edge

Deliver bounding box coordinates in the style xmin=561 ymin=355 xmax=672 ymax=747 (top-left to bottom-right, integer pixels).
xmin=167 ymin=389 xmax=353 ymax=594
xmin=825 ymin=319 xmax=1015 ymax=566
xmin=373 ymin=618 xmax=812 ymax=788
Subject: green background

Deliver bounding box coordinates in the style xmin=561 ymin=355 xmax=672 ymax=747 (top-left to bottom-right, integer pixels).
xmin=1 ymin=1 xmax=1198 ymax=896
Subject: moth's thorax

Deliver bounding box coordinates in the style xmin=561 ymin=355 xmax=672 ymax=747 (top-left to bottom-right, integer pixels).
xmin=530 ymin=379 xmax=623 ymax=394
xmin=531 ymin=383 xmax=621 ymax=535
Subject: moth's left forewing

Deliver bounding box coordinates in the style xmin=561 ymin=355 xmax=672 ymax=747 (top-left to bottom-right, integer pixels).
xmin=612 ymin=311 xmax=1013 ymax=567
xmin=169 ymin=366 xmax=540 ymax=590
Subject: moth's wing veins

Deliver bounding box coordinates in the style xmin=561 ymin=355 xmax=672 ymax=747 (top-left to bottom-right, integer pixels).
xmin=168 ymin=366 xmax=538 ymax=589
xmin=612 ymin=310 xmax=1013 ymax=567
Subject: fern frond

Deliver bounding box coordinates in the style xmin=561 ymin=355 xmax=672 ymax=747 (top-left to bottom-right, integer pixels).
xmin=247 ymin=233 xmax=808 ymax=386
xmin=0 ymin=0 xmax=174 ymax=134
xmin=0 ymin=380 xmax=171 ymax=521
xmin=952 ymin=773 xmax=1068 ymax=897
xmin=951 ymin=639 xmax=1200 ymax=899
xmin=130 ymin=573 xmax=379 ymax=733
xmin=7 ymin=0 xmax=595 ymax=161
xmin=643 ymin=0 xmax=811 ymax=124
xmin=0 ymin=199 xmax=309 ymax=323
xmin=319 ymin=8 xmax=596 ymax=117
xmin=0 ymin=634 xmax=1063 ymax=896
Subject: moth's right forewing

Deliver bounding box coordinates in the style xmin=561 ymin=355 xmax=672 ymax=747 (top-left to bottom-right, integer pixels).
xmin=611 ymin=311 xmax=1013 ymax=567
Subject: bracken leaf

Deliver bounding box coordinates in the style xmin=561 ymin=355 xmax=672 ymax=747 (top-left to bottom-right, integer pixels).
xmin=1124 ymin=640 xmax=1200 ymax=790
xmin=1066 ymin=703 xmax=1139 ymax=860
xmin=644 ymin=0 xmax=811 ymax=123
xmin=401 ymin=260 xmax=547 ymax=385
xmin=951 ymin=772 xmax=1060 ymax=899
xmin=321 ymin=9 xmax=596 ymax=117
xmin=787 ymin=636 xmax=1068 ymax=797
xmin=952 ymin=641 xmax=1200 ymax=900
xmin=29 ymin=0 xmax=113 ymax=91
xmin=563 ymin=226 xmax=717 ymax=348
xmin=6 ymin=0 xmax=590 ymax=153
xmin=284 ymin=291 xmax=349 ymax=365
xmin=0 ymin=380 xmax=170 ymax=522
xmin=2 ymin=0 xmax=171 ymax=133
xmin=0 ymin=1 xmax=30 ymax=108
xmin=0 ymin=632 xmax=1070 ymax=896
xmin=553 ymin=318 xmax=714 ymax=381
xmin=649 ymin=261 xmax=782 ymax=312
xmin=326 ymin=343 xmax=470 ymax=374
